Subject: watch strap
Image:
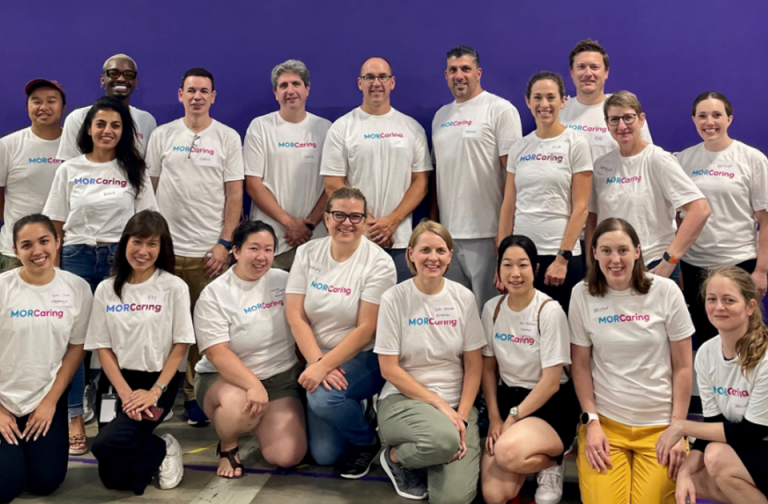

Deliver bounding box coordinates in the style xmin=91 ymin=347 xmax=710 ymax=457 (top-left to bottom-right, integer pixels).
xmin=218 ymin=238 xmax=232 ymax=251
xmin=663 ymin=251 xmax=680 ymax=264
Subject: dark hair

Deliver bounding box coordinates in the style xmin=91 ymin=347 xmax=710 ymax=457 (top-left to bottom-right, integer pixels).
xmin=496 ymin=235 xmax=539 ymax=277
xmin=181 ymin=68 xmax=215 ymax=91
xmin=692 ymin=91 xmax=733 ymax=117
xmin=76 ymin=96 xmax=146 ymax=196
xmin=26 ymin=83 xmax=66 ymax=106
xmin=446 ymin=45 xmax=480 ymax=66
xmin=569 ymin=38 xmax=610 ymax=70
xmin=587 ymin=218 xmax=651 ymax=297
xmin=231 ymin=220 xmax=278 ymax=264
xmin=112 ymin=210 xmax=175 ymax=300
xmin=526 ymin=71 xmax=565 ymax=99
xmin=12 ymin=213 xmax=58 ymax=247
xmin=359 ymin=56 xmax=393 ymax=75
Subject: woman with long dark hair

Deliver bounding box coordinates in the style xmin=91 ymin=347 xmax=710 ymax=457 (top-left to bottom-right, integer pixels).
xmin=43 ymin=95 xmax=157 ymax=455
xmin=85 ymin=210 xmax=193 ymax=493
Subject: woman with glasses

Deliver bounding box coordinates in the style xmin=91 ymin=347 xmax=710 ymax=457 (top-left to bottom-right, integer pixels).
xmin=43 ymin=96 xmax=157 ymax=456
xmin=675 ymin=92 xmax=768 ymax=348
xmin=585 ymin=91 xmax=710 ymax=283
xmin=498 ymin=71 xmax=593 ymax=313
xmin=286 ymin=187 xmax=397 ymax=479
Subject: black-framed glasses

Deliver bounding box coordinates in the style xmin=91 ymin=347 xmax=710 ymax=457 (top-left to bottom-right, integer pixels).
xmin=188 ymin=135 xmax=201 ymax=160
xmin=329 ymin=211 xmax=365 ymax=224
xmin=605 ymin=113 xmax=638 ymax=127
xmin=359 ymin=74 xmax=392 ymax=83
xmin=104 ymin=69 xmax=138 ymax=80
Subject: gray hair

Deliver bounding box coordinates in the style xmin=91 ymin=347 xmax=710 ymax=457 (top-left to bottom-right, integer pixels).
xmin=271 ymin=60 xmax=310 ymax=90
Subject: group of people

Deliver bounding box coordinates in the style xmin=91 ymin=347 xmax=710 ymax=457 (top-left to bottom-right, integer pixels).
xmin=0 ymin=37 xmax=766 ymax=504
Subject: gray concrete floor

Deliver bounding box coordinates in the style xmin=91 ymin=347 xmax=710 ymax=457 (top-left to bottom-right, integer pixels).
xmin=19 ymin=395 xmax=583 ymax=504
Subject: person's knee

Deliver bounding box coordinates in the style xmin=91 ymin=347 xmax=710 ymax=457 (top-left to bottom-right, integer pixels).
xmin=306 ymin=388 xmax=346 ymax=419
xmin=263 ymin=441 xmax=307 ymax=469
xmin=493 ymin=437 xmax=526 ymax=473
xmin=422 ymin=428 xmax=461 ymax=462
xmin=25 ymin=465 xmax=67 ymax=498
xmin=309 ymin=438 xmax=343 ymax=466
xmin=703 ymin=443 xmax=731 ymax=480
xmin=481 ymin=479 xmax=511 ymax=504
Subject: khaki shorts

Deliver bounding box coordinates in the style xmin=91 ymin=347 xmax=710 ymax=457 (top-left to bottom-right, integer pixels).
xmin=0 ymin=254 xmax=19 ymax=273
xmin=195 ymin=362 xmax=303 ymax=407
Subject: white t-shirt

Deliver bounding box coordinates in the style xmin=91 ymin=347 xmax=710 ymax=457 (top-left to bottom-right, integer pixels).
xmin=147 ymin=118 xmax=245 ymax=257
xmin=43 ymin=155 xmax=157 ymax=246
xmin=56 ymin=105 xmax=157 ymax=161
xmin=482 ymin=291 xmax=570 ymax=389
xmin=244 ymin=111 xmax=331 ymax=255
xmin=507 ymin=128 xmax=593 ymax=255
xmin=569 ymin=275 xmax=694 ymax=426
xmin=432 ymin=91 xmax=523 ymax=239
xmin=286 ymin=236 xmax=396 ymax=353
xmin=84 ymin=270 xmax=195 ymax=372
xmin=590 ymin=145 xmax=705 ymax=264
xmin=194 ymin=268 xmax=297 ymax=379
xmin=0 ymin=128 xmax=62 ymax=256
xmin=676 ymin=141 xmax=768 ymax=268
xmin=375 ymin=279 xmax=486 ymax=408
xmin=696 ymin=336 xmax=768 ymax=426
xmin=560 ymin=95 xmax=653 ymax=161
xmin=319 ymin=107 xmax=432 ymax=249
xmin=0 ymin=268 xmax=93 ymax=416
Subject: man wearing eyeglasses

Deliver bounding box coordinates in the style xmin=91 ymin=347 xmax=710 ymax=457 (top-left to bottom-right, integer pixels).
xmin=244 ymin=60 xmax=331 ymax=271
xmin=321 ymin=56 xmax=432 ymax=283
xmin=56 ymin=54 xmax=156 ymax=161
xmin=146 ymin=67 xmax=244 ymax=427
xmin=431 ymin=45 xmax=523 ymax=311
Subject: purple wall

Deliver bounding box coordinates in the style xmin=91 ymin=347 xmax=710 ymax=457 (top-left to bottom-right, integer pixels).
xmin=2 ymin=0 xmax=767 ymax=155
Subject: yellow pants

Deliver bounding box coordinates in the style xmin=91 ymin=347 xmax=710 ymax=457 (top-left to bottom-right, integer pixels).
xmin=577 ymin=415 xmax=677 ymax=504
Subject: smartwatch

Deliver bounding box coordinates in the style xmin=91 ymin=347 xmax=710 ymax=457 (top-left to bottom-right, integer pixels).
xmin=509 ymin=406 xmax=520 ymax=421
xmin=154 ymin=381 xmax=167 ymax=393
xmin=557 ymin=249 xmax=573 ymax=261
xmin=662 ymin=251 xmax=679 ymax=265
xmin=581 ymin=412 xmax=600 ymax=425
xmin=218 ymin=238 xmax=232 ymax=251
xmin=305 ymin=223 xmax=315 ymax=232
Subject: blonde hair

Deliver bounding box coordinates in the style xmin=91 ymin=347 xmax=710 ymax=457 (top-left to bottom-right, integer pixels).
xmin=103 ymin=54 xmax=138 ymax=72
xmin=703 ymin=266 xmax=768 ymax=376
xmin=604 ymin=90 xmax=643 ymax=118
xmin=325 ymin=186 xmax=367 ymax=216
xmin=405 ymin=220 xmax=453 ymax=276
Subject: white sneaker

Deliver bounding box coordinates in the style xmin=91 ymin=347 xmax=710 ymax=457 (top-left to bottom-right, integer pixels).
xmin=535 ymin=463 xmax=564 ymax=504
xmin=163 ymin=410 xmax=174 ymax=422
xmin=159 ymin=434 xmax=184 ymax=489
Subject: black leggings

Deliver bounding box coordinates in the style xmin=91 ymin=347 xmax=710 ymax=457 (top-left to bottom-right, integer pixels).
xmin=0 ymin=391 xmax=69 ymax=503
xmin=92 ymin=369 xmax=180 ymax=495
xmin=534 ymin=254 xmax=585 ymax=315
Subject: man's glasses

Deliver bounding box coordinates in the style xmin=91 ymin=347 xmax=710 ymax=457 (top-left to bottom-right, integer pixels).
xmin=605 ymin=113 xmax=638 ymax=127
xmin=104 ymin=69 xmax=138 ymax=80
xmin=188 ymin=135 xmax=201 ymax=160
xmin=359 ymin=74 xmax=392 ymax=83
xmin=329 ymin=211 xmax=365 ymax=224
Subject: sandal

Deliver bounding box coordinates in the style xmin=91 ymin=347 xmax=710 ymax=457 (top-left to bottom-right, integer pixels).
xmin=216 ymin=441 xmax=245 ymax=479
xmin=69 ymin=433 xmax=88 ymax=455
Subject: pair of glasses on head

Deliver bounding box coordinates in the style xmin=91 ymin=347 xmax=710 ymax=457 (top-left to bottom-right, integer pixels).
xmin=329 ymin=211 xmax=365 ymax=224
xmin=359 ymin=74 xmax=393 ymax=83
xmin=188 ymin=135 xmax=201 ymax=160
xmin=104 ymin=69 xmax=138 ymax=80
xmin=605 ymin=113 xmax=638 ymax=127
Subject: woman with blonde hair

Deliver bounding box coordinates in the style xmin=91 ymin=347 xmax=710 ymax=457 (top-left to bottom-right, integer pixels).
xmin=656 ymin=266 xmax=768 ymax=504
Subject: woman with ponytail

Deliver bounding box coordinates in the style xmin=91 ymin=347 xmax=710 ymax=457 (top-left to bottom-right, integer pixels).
xmin=656 ymin=265 xmax=768 ymax=504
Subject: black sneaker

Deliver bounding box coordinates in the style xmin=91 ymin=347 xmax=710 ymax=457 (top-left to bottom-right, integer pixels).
xmin=379 ymin=447 xmax=428 ymax=500
xmin=335 ymin=438 xmax=381 ymax=479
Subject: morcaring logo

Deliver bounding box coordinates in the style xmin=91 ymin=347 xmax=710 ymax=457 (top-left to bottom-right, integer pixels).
xmin=598 ymin=313 xmax=650 ymax=324
xmin=408 ymin=316 xmax=458 ymax=328
xmin=494 ymin=332 xmax=534 ymax=345
xmin=106 ymin=303 xmax=161 ymax=314
xmin=277 ymin=142 xmax=317 ymax=149
xmin=243 ymin=300 xmax=284 ymax=314
xmin=73 ymin=177 xmax=127 ymax=188
xmin=440 ymin=120 xmax=473 ymax=128
xmin=567 ymin=124 xmax=607 ymax=134
xmin=713 ymin=386 xmax=749 ymax=398
xmin=11 ymin=309 xmax=64 ymax=319
xmin=310 ymin=280 xmax=352 ymax=296
xmin=172 ymin=145 xmax=215 ymax=156
xmin=606 ymin=176 xmax=642 ymax=184
xmin=363 ymin=132 xmax=404 ymax=140
xmin=28 ymin=157 xmax=62 ymax=164
xmin=519 ymin=153 xmax=564 ymax=164
xmin=691 ymin=169 xmax=734 ymax=180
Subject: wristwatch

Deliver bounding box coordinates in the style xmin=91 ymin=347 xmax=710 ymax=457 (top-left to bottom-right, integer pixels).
xmin=218 ymin=238 xmax=233 ymax=251
xmin=305 ymin=223 xmax=315 ymax=231
xmin=581 ymin=412 xmax=600 ymax=425
xmin=154 ymin=381 xmax=167 ymax=393
xmin=509 ymin=406 xmax=520 ymax=421
xmin=662 ymin=251 xmax=679 ymax=264
xmin=557 ymin=249 xmax=573 ymax=261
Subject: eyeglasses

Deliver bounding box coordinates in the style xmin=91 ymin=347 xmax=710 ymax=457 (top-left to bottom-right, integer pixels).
xmin=605 ymin=113 xmax=638 ymax=127
xmin=188 ymin=135 xmax=201 ymax=160
xmin=359 ymin=74 xmax=392 ymax=83
xmin=103 ymin=69 xmax=138 ymax=80
xmin=329 ymin=211 xmax=365 ymax=224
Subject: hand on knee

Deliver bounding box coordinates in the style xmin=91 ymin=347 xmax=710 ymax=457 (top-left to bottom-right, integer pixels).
xmin=426 ymin=431 xmax=461 ymax=463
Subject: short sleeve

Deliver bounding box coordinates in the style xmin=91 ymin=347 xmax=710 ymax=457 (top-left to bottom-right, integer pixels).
xmin=494 ymin=104 xmax=523 ymax=156
xmin=285 ymin=243 xmax=310 ymax=294
xmin=193 ymin=287 xmax=231 ymax=353
xmin=411 ymin=125 xmax=433 ymax=173
xmin=243 ymin=119 xmax=267 ymax=177
xmin=745 ymin=363 xmax=768 ymax=427
xmin=70 ymin=278 xmax=94 ymax=346
xmin=145 ymin=130 xmax=163 ymax=178
xmin=462 ymin=290 xmax=487 ymax=352
xmin=171 ymin=279 xmax=196 ymax=345
xmin=695 ymin=349 xmax=720 ymax=418
xmin=373 ymin=290 xmax=402 ymax=356
xmin=223 ymin=130 xmax=244 ymax=183
xmin=84 ymin=282 xmax=110 ymax=350
xmin=56 ymin=112 xmax=84 ymax=161
xmin=662 ymin=279 xmax=695 ymax=341
xmin=319 ymin=121 xmax=349 ymax=177
xmin=640 ymin=119 xmax=653 ymax=144
xmin=0 ymin=139 xmax=11 ymax=187
xmin=570 ymin=134 xmax=594 ymax=174
xmin=43 ymin=166 xmax=70 ymax=222
xmin=655 ymin=152 xmax=705 ymax=211
xmin=749 ymin=156 xmax=768 ymax=213
xmin=480 ymin=300 xmax=497 ymax=357
xmin=506 ymin=141 xmax=522 ymax=174
xmin=360 ymin=252 xmax=397 ymax=304
xmin=134 ymin=174 xmax=158 ymax=212
xmin=568 ymin=287 xmax=592 ymax=347
xmin=539 ymin=300 xmax=572 ymax=368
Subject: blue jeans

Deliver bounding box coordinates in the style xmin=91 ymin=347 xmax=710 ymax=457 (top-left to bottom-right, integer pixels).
xmin=646 ymin=258 xmax=681 ymax=284
xmin=385 ymin=248 xmax=413 ymax=284
xmin=60 ymin=243 xmax=118 ymax=418
xmin=306 ymin=350 xmax=385 ymax=465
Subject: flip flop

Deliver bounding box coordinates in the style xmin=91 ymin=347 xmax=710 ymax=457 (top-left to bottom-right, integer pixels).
xmin=69 ymin=433 xmax=88 ymax=455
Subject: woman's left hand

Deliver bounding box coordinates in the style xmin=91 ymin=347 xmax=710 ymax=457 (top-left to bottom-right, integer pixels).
xmin=123 ymin=389 xmax=158 ymax=417
xmin=656 ymin=421 xmax=685 ymax=468
xmin=667 ymin=438 xmax=688 ymax=480
xmin=22 ymin=397 xmax=56 ymax=441
xmin=299 ymin=362 xmax=331 ymax=393
xmin=544 ymin=257 xmax=568 ymax=287
xmin=751 ymin=269 xmax=767 ymax=299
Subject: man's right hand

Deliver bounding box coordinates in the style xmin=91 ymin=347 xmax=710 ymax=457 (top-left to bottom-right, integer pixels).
xmin=284 ymin=218 xmax=314 ymax=248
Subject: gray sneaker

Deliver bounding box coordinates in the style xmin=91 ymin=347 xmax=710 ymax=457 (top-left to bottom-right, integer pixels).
xmin=379 ymin=448 xmax=428 ymax=500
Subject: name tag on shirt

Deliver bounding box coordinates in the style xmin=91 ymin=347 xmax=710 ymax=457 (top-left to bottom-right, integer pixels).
xmin=548 ymin=143 xmax=568 ymax=155
xmin=270 ymin=286 xmax=286 ymax=301
xmin=712 ymin=161 xmax=735 ymax=174
xmin=518 ymin=321 xmax=537 ymax=338
xmin=462 ymin=124 xmax=483 ymax=139
xmin=143 ymin=291 xmax=165 ymax=305
xmin=49 ymin=290 xmax=74 ymax=308
xmin=588 ymin=301 xmax=615 ymax=320
xmin=595 ymin=164 xmax=615 ymax=176
xmin=591 ymin=133 xmax=613 ymax=147
xmin=389 ymin=137 xmax=410 ymax=149
xmin=194 ymin=154 xmax=218 ymax=167
xmin=433 ymin=305 xmax=457 ymax=320
xmin=302 ymin=153 xmax=317 ymax=164
xmin=309 ymin=264 xmax=327 ymax=278
xmin=101 ymin=188 xmax=122 ymax=200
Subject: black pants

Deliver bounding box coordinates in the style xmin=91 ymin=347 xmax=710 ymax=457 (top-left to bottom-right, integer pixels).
xmin=534 ymin=253 xmax=585 ymax=315
xmin=681 ymin=258 xmax=757 ymax=349
xmin=0 ymin=391 xmax=69 ymax=503
xmin=92 ymin=369 xmax=180 ymax=495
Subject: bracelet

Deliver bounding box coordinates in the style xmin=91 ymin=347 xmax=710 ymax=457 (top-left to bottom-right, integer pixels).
xmin=151 ymin=388 xmax=159 ymax=405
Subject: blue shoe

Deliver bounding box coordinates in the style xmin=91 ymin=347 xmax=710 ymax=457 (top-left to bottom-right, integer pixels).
xmin=184 ymin=400 xmax=209 ymax=427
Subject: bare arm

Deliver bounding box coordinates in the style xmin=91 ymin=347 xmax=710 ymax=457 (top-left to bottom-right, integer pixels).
xmin=571 ymin=344 xmax=597 ymax=414
xmin=560 ymin=171 xmax=592 ymax=253
xmin=515 ymin=365 xmax=562 ymax=420
xmin=324 ymin=175 xmax=345 ymax=197
xmin=205 ymin=342 xmax=262 ymax=391
xmin=245 ymin=175 xmax=293 ymax=227
xmin=43 ymin=343 xmax=85 ymax=406
xmin=286 ymin=293 xmax=324 ymax=364
xmin=497 ymin=172 xmax=516 ymax=249
xmin=482 ymin=356 xmax=501 ymax=422
xmin=222 ymin=180 xmax=243 ymax=242
xmin=98 ymin=347 xmax=133 ymax=400
xmin=307 ymin=191 xmax=329 ymax=226
xmin=155 ymin=343 xmax=189 ymax=393
xmin=151 ymin=176 xmax=158 ymax=193
xmin=670 ymin=338 xmax=693 ymax=422
xmin=584 ymin=212 xmax=597 ymax=265
xmin=669 ymin=198 xmax=711 ymax=259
